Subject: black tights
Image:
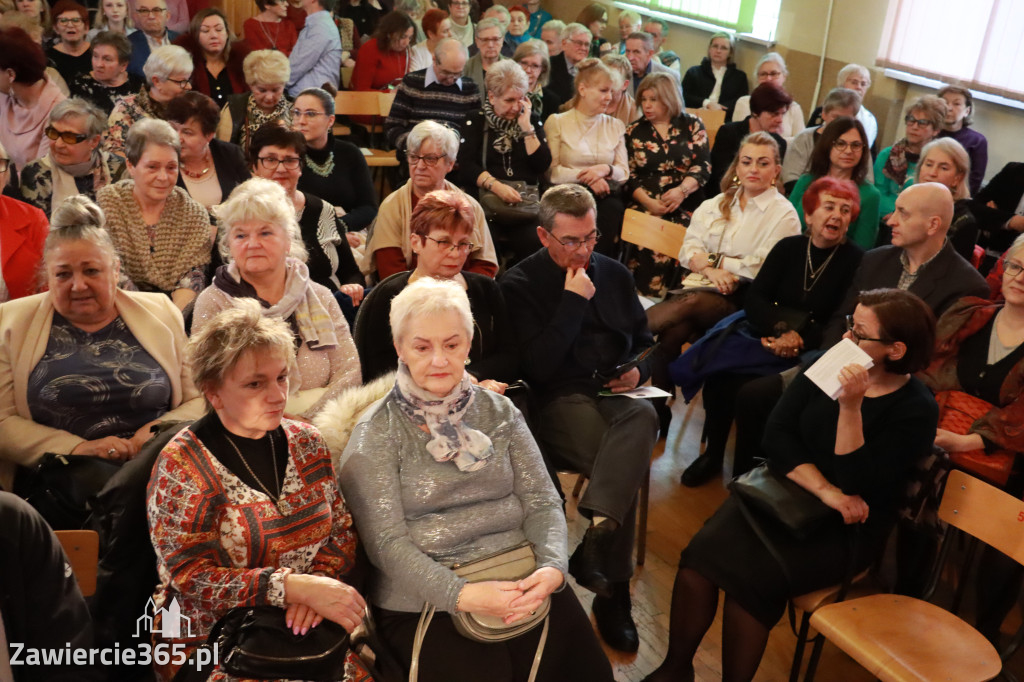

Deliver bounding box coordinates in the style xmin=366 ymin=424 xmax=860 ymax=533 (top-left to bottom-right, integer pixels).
xmin=645 ymin=568 xmax=770 ymax=682
xmin=646 ymin=291 xmax=738 ymax=392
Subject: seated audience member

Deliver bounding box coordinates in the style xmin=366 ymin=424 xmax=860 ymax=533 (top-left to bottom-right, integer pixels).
xmin=576 ymin=2 xmax=609 ymax=57
xmin=148 ymin=301 xmax=369 ymax=682
xmin=625 ymin=72 xmax=710 ymax=297
xmin=938 ymin=84 xmax=987 ymax=196
xmin=0 ymin=195 xmax=202 ymax=492
xmin=98 ymin=118 xmax=211 ymax=310
xmin=292 ymin=87 xmax=379 ymax=238
xmin=642 ymin=18 xmax=680 ymax=75
xmin=409 ymin=8 xmax=451 ymax=72
xmin=46 ymin=1 xmax=92 ymax=82
xmin=971 ymin=161 xmax=1024 ymax=256
xmin=515 ymin=38 xmax=561 ymax=119
xmin=192 ymin=178 xmax=361 ymax=418
xmin=287 ymin=0 xmax=341 ymax=96
xmin=683 ymin=32 xmax=747 ymax=119
xmin=364 ymin=120 xmax=498 ymax=281
xmin=679 ymin=177 xmax=865 ymax=487
xmin=478 ymin=4 xmax=516 ymax=58
xmin=464 ymin=17 xmax=507 ymax=94
xmin=708 ymin=83 xmax=790 ymax=193
xmin=105 ymin=44 xmax=192 ymax=157
xmin=506 ymin=5 xmax=530 ymax=51
xmin=611 ymin=9 xmax=641 ymax=55
xmin=173 ymin=8 xmax=250 ymax=109
xmin=385 ymin=37 xmax=480 ymax=152
xmin=807 ymin=63 xmax=877 ymax=149
xmin=394 ymin=0 xmax=426 ymax=43
xmin=910 ymin=138 xmax=977 ymax=261
xmin=444 ymin=0 xmax=473 ymax=48
xmin=0 ymin=26 xmax=66 ymax=175
xmin=0 ymin=141 xmax=48 ymax=302
xmin=248 ymin=123 xmax=362 ymax=293
xmin=243 ymin=0 xmax=298 ymax=55
xmin=623 ymin=30 xmax=681 ymax=99
xmin=20 ymin=98 xmax=126 ymax=219
xmin=782 ymin=87 xmax=860 ymax=188
xmin=165 ymin=91 xmax=249 ymax=211
xmin=12 ymin=0 xmax=53 ymax=37
xmin=351 ymin=10 xmax=415 ymax=91
xmin=354 ymin=190 xmax=517 ymax=385
xmin=216 ymin=49 xmax=292 ymax=155
xmin=647 ymin=132 xmax=800 ymax=432
xmin=500 ymin=184 xmax=657 ymax=653
xmin=69 ymin=31 xmax=146 ymax=115
xmin=126 ymin=0 xmax=181 ymax=79
xmin=88 ymin=0 xmax=135 ymax=39
xmin=790 ymin=116 xmax=880 ymax=249
xmin=526 ymin=0 xmax=552 ymax=39
xmin=601 ymin=53 xmax=637 ymax=127
xmin=135 ymin=0 xmax=189 ymax=35
xmin=644 ymin=288 xmax=938 ymax=682
xmin=540 ymin=18 xmax=564 ymax=58
xmin=0 ymin=493 xmax=97 ymax=680
xmin=545 ymin=58 xmax=628 ymax=256
xmin=337 ymin=0 xmax=385 ymax=45
xmin=334 ymin=278 xmax=614 ymax=682
xmin=457 ymin=59 xmax=550 ymax=263
xmin=547 ymin=22 xmax=591 ymax=102
xmin=874 ymin=95 xmax=946 ymax=218
xmin=731 ymin=52 xmax=804 ymax=141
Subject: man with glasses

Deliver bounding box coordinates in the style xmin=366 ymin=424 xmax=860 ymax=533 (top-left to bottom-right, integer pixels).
xmin=127 ymin=0 xmax=179 ymax=78
xmin=385 ymin=38 xmax=480 ymax=153
xmin=643 ymin=18 xmax=681 ymax=76
xmin=446 ymin=0 xmax=475 ymax=48
xmin=548 ymin=22 xmax=592 ymax=102
xmin=288 ymin=0 xmax=342 ymax=96
xmin=464 ymin=18 xmax=506 ymax=95
xmin=501 ymin=184 xmax=658 ymax=654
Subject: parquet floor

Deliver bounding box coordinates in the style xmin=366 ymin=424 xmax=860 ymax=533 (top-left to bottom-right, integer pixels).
xmin=561 ymin=394 xmax=1024 ymax=682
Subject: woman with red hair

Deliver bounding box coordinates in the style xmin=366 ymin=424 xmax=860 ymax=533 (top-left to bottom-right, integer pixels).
xmin=408 ymin=8 xmax=451 ymax=72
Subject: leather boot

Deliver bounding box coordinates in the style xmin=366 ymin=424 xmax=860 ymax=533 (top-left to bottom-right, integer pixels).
xmin=680 ymin=451 xmax=724 ymax=487
xmin=568 ymin=520 xmax=615 ymax=598
xmin=592 ymin=581 xmax=639 ymax=653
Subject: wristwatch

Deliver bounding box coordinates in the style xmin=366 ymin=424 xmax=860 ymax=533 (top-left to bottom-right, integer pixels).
xmin=707 ymin=253 xmax=723 ymax=269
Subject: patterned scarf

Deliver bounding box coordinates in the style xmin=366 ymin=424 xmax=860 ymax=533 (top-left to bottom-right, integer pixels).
xmin=242 ymin=94 xmax=292 ymax=155
xmin=392 ymin=361 xmax=494 ymax=472
xmin=137 ymin=86 xmax=166 ymax=119
xmin=527 ymin=89 xmax=544 ymax=119
xmin=483 ymin=98 xmax=526 ymax=155
xmin=48 ymin=149 xmax=116 ymax=215
xmin=882 ymin=138 xmax=912 ymax=185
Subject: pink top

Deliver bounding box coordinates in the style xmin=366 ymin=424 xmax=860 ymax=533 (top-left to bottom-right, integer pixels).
xmin=0 ymin=79 xmax=66 ymax=175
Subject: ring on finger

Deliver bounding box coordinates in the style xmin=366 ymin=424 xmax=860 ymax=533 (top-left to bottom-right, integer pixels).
xmin=107 ymin=447 xmax=117 ymax=456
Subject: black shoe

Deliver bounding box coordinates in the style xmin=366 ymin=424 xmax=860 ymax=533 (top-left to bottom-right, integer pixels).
xmin=654 ymin=399 xmax=672 ymax=440
xmin=593 ymin=581 xmax=639 ymax=653
xmin=569 ymin=521 xmax=615 ymax=598
xmin=680 ymin=451 xmax=724 ymax=487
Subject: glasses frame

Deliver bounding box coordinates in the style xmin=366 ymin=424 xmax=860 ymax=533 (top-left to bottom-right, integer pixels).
xmin=904 ymin=115 xmax=933 ymax=128
xmin=45 ymin=125 xmax=90 ymax=144
xmin=550 ymin=230 xmax=601 ymax=251
xmin=424 ymin=235 xmax=475 ymax=254
xmin=165 ymin=76 xmax=192 ymax=89
xmin=57 ymin=16 xmax=84 ymax=25
xmin=1004 ymin=260 xmax=1024 ymax=278
xmin=257 ymin=155 xmax=302 ymax=170
xmin=135 ymin=7 xmax=167 ymax=15
xmin=291 ymin=108 xmax=327 ymax=119
xmin=845 ymin=315 xmax=893 ymax=345
xmin=831 ymin=139 xmax=865 ymax=152
xmin=407 ymin=153 xmax=447 ymax=168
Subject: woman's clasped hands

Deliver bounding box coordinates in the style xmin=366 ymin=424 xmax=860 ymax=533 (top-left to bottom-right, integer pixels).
xmin=459 ymin=566 xmax=563 ymax=625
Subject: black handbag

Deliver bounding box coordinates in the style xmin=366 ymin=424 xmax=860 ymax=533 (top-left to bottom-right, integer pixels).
xmin=14 ymin=453 xmax=122 ymax=530
xmin=728 ymin=462 xmax=837 ymax=539
xmin=208 ymin=605 xmax=350 ymax=681
xmin=477 ymin=127 xmax=541 ymax=225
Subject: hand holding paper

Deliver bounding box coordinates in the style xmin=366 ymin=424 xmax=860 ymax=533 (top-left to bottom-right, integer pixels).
xmin=804 ymin=338 xmax=874 ymax=400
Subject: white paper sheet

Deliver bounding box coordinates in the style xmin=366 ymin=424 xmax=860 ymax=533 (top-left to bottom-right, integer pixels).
xmin=804 ymin=338 xmax=874 ymax=400
xmin=598 ymin=386 xmax=674 ymax=399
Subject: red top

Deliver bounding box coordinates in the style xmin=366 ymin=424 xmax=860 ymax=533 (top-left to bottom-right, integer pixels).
xmin=242 ymin=17 xmax=299 ymax=55
xmin=351 ymin=37 xmax=409 ymax=91
xmin=287 ymin=5 xmax=306 ymax=33
xmin=0 ymin=196 xmax=48 ymax=300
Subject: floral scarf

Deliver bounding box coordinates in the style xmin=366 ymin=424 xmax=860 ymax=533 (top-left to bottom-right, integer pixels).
xmin=392 ymin=361 xmax=494 ymax=472
xmin=483 ymin=98 xmax=527 ymax=155
xmin=882 ymin=138 xmax=916 ymax=185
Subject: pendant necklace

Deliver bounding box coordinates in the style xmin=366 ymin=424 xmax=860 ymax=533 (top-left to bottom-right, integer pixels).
xmin=223 ymin=430 xmax=283 ymax=509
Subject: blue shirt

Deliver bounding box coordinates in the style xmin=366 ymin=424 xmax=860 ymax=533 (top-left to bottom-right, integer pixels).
xmin=288 ymin=10 xmax=342 ymax=96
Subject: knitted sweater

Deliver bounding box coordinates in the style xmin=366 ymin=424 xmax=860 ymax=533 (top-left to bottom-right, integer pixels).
xmin=385 ymin=68 xmax=482 ymax=150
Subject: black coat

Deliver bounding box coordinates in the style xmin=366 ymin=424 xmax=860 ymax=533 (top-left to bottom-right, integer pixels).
xmin=707 ymin=119 xmax=787 ymax=195
xmin=547 ymin=53 xmax=576 ymax=104
xmin=176 ymin=138 xmax=251 ymax=204
xmin=682 ymin=58 xmax=748 ymax=119
xmin=970 ymin=162 xmax=1024 ymax=253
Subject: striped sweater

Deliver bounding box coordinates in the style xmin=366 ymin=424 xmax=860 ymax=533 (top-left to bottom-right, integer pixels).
xmin=384 ymin=68 xmax=481 ymax=151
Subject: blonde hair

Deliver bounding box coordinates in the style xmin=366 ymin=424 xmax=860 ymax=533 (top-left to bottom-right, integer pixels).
xmin=217 ymin=178 xmax=308 ymax=263
xmin=243 ymin=49 xmax=290 ymax=87
xmin=914 ymin=138 xmax=972 ymax=201
xmin=564 ymin=57 xmax=615 ymax=111
xmin=634 ymin=72 xmax=683 ymax=119
xmin=717 ymin=132 xmax=782 ymax=222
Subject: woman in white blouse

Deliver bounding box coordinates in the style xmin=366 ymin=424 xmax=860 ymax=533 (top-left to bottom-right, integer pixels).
xmin=544 ymin=58 xmax=628 ymax=256
xmin=731 ymin=52 xmax=805 ymax=142
xmin=645 ymin=132 xmax=801 ymax=427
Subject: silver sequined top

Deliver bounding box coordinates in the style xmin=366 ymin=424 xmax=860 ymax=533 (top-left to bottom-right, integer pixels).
xmin=338 ymin=387 xmax=567 ymax=614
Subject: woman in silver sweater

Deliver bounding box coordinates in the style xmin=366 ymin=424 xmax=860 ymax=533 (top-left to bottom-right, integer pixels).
xmin=331 ymin=278 xmax=613 ymax=682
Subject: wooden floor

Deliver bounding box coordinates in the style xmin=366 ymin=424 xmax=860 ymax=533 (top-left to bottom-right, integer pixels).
xmin=561 ymin=394 xmax=1024 ymax=682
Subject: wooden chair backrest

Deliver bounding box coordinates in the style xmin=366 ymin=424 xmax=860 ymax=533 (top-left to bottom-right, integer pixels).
xmin=686 ymin=107 xmax=727 ymax=149
xmin=334 ymin=91 xmax=383 ymax=118
xmin=55 ymin=529 xmax=99 ymax=597
xmin=621 ymin=208 xmax=687 ymax=260
xmin=378 ymin=90 xmax=397 ymax=117
xmin=939 ymin=470 xmax=1024 ymax=566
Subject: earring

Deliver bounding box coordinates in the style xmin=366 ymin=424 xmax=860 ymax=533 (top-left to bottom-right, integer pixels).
xmin=731 ymin=175 xmax=740 ymax=186
xmin=464 ymin=358 xmax=472 ymax=365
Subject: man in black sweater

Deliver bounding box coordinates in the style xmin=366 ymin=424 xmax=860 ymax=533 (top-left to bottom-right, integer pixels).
xmin=500 ymin=184 xmax=657 ymax=654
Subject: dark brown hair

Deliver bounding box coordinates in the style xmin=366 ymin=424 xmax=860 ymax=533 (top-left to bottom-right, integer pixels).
xmin=247 ymin=122 xmax=306 ymax=167
xmin=857 ymin=288 xmax=936 ymax=374
xmin=809 ymin=116 xmax=871 ymax=185
xmin=165 ymin=91 xmax=221 ymax=136
xmin=0 ymin=27 xmax=47 ymax=83
xmin=374 ymin=11 xmax=415 ymax=49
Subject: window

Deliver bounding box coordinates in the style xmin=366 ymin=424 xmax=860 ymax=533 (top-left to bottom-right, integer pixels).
xmin=878 ymin=0 xmax=1024 ymax=101
xmin=624 ymin=0 xmax=781 ymax=41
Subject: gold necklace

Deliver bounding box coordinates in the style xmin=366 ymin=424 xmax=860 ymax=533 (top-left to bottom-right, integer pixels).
xmin=223 ymin=430 xmax=282 ymax=505
xmin=181 ymin=149 xmax=212 ymax=179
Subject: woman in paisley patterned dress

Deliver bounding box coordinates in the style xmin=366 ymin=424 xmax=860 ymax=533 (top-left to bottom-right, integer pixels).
xmin=147 ymin=299 xmax=371 ymax=682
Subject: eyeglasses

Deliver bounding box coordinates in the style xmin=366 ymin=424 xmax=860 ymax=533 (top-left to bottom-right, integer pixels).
xmin=1004 ymin=260 xmax=1024 ymax=278
xmin=291 ymin=108 xmax=327 ymax=119
xmin=0 ymin=158 xmax=9 ymax=173
xmin=567 ymin=38 xmax=590 ymax=48
xmin=478 ymin=36 xmax=503 ymax=44
xmin=904 ymin=115 xmax=933 ymax=128
xmin=57 ymin=16 xmax=84 ymax=25
xmin=135 ymin=7 xmax=167 ymax=15
xmin=550 ymin=230 xmax=600 ymax=251
xmin=408 ymin=153 xmax=447 ymax=167
xmin=832 ymin=139 xmax=864 ymax=152
xmin=758 ymin=70 xmax=783 ymax=79
xmin=257 ymin=155 xmax=302 ymax=170
xmin=424 ymin=236 xmax=475 ymax=253
xmin=45 ymin=126 xmax=90 ymax=144
xmin=845 ymin=315 xmax=892 ymax=345
xmin=518 ymin=60 xmax=542 ymax=72
xmin=165 ymin=77 xmax=192 ymax=89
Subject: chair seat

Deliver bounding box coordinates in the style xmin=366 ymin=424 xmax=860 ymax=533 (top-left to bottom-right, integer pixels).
xmin=791 ymin=568 xmax=872 ymax=613
xmin=809 ymin=594 xmax=1001 ymax=682
xmin=364 ymin=150 xmax=398 ymax=167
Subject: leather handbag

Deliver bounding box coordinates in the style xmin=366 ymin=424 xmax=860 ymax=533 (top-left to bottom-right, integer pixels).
xmin=728 ymin=462 xmax=837 ymax=539
xmin=479 ymin=180 xmax=541 ymax=224
xmin=209 ymin=605 xmax=350 ymax=681
xmin=14 ymin=453 xmax=122 ymax=530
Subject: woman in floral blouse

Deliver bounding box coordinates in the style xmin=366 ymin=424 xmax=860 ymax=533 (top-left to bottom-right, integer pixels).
xmin=625 ymin=73 xmax=710 ymax=297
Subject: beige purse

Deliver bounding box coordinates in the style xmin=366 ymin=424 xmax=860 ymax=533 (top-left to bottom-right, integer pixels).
xmin=409 ymin=542 xmax=551 ymax=682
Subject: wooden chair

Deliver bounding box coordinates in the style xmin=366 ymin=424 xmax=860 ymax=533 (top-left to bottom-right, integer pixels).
xmin=802 ymin=470 xmax=1006 ymax=682
xmin=621 ymin=208 xmax=687 ymax=260
xmin=55 ymin=529 xmax=99 ymax=597
xmin=686 ymin=107 xmax=727 ymax=149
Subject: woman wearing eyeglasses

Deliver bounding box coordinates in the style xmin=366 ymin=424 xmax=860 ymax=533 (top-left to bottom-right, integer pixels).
xmin=788 ymin=116 xmax=881 ymax=249
xmin=45 ymin=1 xmax=92 ymax=82
xmin=873 ymin=96 xmax=946 ymax=220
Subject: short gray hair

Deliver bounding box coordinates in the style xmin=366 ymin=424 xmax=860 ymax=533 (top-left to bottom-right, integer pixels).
xmin=915 ymin=138 xmax=972 ymax=201
xmin=217 ymin=178 xmax=308 ymax=262
xmin=143 ymin=44 xmax=193 ymax=81
xmin=562 ymin=22 xmax=590 ymax=42
xmin=756 ymin=52 xmax=788 ymax=77
xmin=541 ymin=19 xmax=565 ymax=35
xmin=822 ymin=87 xmax=861 ymax=114
xmin=485 ymin=60 xmax=528 ymax=97
xmin=625 ymin=31 xmax=653 ymax=52
xmin=407 ymin=120 xmax=459 ymax=160
xmin=125 ymin=118 xmax=180 ymax=165
xmin=483 ymin=4 xmax=510 ymax=24
xmin=837 ymin=63 xmax=870 ymax=88
xmin=296 ymin=87 xmax=335 ymax=116
xmin=476 ymin=17 xmax=504 ymax=36
xmin=50 ymin=97 xmax=107 ymax=138
xmin=243 ymin=49 xmax=290 ymax=87
xmin=45 ymin=195 xmax=120 ymax=268
xmin=539 ymin=184 xmax=595 ymax=231
xmin=1007 ymin=233 xmax=1024 ymax=263
xmin=389 ymin=277 xmax=474 ymax=345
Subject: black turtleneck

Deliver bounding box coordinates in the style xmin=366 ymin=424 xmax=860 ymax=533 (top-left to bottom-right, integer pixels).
xmin=297 ymin=132 xmax=379 ymax=232
xmin=193 ymin=411 xmax=289 ymax=499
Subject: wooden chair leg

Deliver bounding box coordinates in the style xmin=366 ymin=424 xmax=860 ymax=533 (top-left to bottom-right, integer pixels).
xmin=637 ymin=467 xmax=650 ymax=566
xmin=789 ymin=611 xmax=813 ymax=682
xmin=802 ymin=633 xmax=827 ymax=682
xmin=572 ymin=475 xmax=586 ymax=498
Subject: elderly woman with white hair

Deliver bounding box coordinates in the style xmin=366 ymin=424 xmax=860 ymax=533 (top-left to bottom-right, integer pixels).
xmin=329 ymin=277 xmax=615 ymax=682
xmin=105 ymin=43 xmax=193 ymax=157
xmin=364 ymin=119 xmax=498 ymax=281
xmin=97 ymin=118 xmax=212 ymax=310
xmin=19 ymin=96 xmax=127 ymax=219
xmin=216 ymin=48 xmax=292 ymax=155
xmin=808 ymin=63 xmax=877 ymax=149
xmin=730 ymin=52 xmax=805 ymax=141
xmin=192 ymin=177 xmax=361 ymax=418
xmin=911 ymin=137 xmax=977 ymax=261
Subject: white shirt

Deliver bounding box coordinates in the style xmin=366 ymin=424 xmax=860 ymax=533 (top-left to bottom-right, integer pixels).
xmin=681 ymin=187 xmax=801 ymax=280
xmin=858 ymin=106 xmax=878 ymax=149
xmin=703 ymin=64 xmax=726 ymax=108
xmin=410 ymin=41 xmax=432 ymax=73
xmin=732 ymin=97 xmax=806 ymax=142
